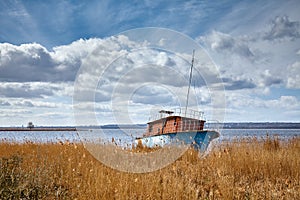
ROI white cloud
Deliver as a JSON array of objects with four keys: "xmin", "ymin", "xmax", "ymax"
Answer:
[
  {"xmin": 74, "ymin": 42, "xmax": 221, "ymax": 108},
  {"xmin": 0, "ymin": 35, "xmax": 141, "ymax": 83},
  {"xmin": 0, "ymin": 43, "xmax": 59, "ymax": 82}
]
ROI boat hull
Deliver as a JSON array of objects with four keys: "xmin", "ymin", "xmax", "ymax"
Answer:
[{"xmin": 135, "ymin": 130, "xmax": 219, "ymax": 152}]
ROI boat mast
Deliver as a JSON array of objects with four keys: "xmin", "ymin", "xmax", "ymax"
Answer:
[{"xmin": 185, "ymin": 50, "xmax": 195, "ymax": 117}]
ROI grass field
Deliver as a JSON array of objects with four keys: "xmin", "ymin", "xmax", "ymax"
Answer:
[{"xmin": 0, "ymin": 136, "xmax": 299, "ymax": 199}]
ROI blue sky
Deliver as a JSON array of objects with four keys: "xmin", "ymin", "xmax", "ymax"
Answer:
[
  {"xmin": 0, "ymin": 0, "xmax": 300, "ymax": 126},
  {"xmin": 1, "ymin": 1, "xmax": 237, "ymax": 48}
]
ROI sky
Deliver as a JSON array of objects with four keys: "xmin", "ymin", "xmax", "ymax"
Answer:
[{"xmin": 0, "ymin": 0, "xmax": 300, "ymax": 126}]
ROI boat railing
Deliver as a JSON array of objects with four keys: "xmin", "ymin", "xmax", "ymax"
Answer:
[{"xmin": 149, "ymin": 108, "xmax": 205, "ymax": 122}]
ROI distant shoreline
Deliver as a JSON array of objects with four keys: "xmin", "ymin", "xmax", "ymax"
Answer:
[{"xmin": 1, "ymin": 122, "xmax": 300, "ymax": 131}]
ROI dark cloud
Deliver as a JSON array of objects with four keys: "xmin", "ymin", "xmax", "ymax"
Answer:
[
  {"xmin": 0, "ymin": 43, "xmax": 79, "ymax": 82},
  {"xmin": 263, "ymin": 15, "xmax": 300, "ymax": 41}
]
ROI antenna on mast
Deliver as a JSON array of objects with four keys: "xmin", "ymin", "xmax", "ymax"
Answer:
[{"xmin": 185, "ymin": 50, "xmax": 195, "ymax": 117}]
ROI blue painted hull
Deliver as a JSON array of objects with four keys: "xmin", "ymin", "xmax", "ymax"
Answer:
[{"xmin": 135, "ymin": 130, "xmax": 219, "ymax": 152}]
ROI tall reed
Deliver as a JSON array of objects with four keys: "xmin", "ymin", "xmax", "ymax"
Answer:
[{"xmin": 0, "ymin": 137, "xmax": 299, "ymax": 199}]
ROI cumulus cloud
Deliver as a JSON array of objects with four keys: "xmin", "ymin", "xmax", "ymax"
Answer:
[
  {"xmin": 71, "ymin": 37, "xmax": 225, "ymax": 125},
  {"xmin": 74, "ymin": 44, "xmax": 221, "ymax": 108},
  {"xmin": 74, "ymin": 51, "xmax": 182, "ymax": 104},
  {"xmin": 0, "ymin": 35, "xmax": 142, "ymax": 82},
  {"xmin": 0, "ymin": 43, "xmax": 57, "ymax": 82},
  {"xmin": 1, "ymin": 34, "xmax": 222, "ymax": 113},
  {"xmin": 263, "ymin": 15, "xmax": 300, "ymax": 41}
]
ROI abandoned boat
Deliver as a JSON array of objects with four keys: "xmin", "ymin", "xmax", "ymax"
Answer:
[
  {"xmin": 135, "ymin": 50, "xmax": 220, "ymax": 152},
  {"xmin": 135, "ymin": 109, "xmax": 219, "ymax": 152}
]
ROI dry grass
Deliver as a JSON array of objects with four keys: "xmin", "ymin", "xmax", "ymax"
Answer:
[{"xmin": 0, "ymin": 136, "xmax": 299, "ymax": 199}]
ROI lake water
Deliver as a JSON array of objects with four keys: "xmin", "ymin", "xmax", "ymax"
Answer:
[{"xmin": 0, "ymin": 128, "xmax": 299, "ymax": 145}]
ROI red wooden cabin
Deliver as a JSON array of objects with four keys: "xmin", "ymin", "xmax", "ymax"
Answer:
[{"xmin": 144, "ymin": 110, "xmax": 206, "ymax": 137}]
